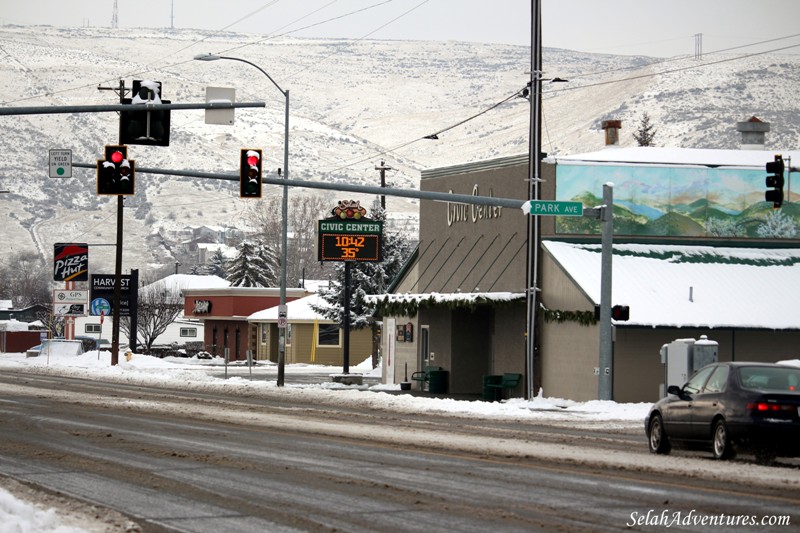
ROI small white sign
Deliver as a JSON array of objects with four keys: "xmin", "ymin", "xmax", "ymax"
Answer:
[
  {"xmin": 278, "ymin": 304, "xmax": 288, "ymax": 329},
  {"xmin": 205, "ymin": 87, "xmax": 236, "ymax": 125},
  {"xmin": 53, "ymin": 289, "xmax": 88, "ymax": 304},
  {"xmin": 49, "ymin": 149, "xmax": 72, "ymax": 178},
  {"xmin": 54, "ymin": 303, "xmax": 88, "ymax": 317}
]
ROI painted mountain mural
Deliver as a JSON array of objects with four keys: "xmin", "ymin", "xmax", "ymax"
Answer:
[{"xmin": 555, "ymin": 164, "xmax": 799, "ymax": 239}]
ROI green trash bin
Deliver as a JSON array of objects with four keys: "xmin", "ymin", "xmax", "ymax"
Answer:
[
  {"xmin": 482, "ymin": 375, "xmax": 502, "ymax": 401},
  {"xmin": 428, "ymin": 369, "xmax": 449, "ymax": 394}
]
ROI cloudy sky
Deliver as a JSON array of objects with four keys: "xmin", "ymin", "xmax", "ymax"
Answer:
[{"xmin": 1, "ymin": 0, "xmax": 799, "ymax": 58}]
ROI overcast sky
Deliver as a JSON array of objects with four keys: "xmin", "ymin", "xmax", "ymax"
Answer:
[{"xmin": 1, "ymin": 0, "xmax": 799, "ymax": 58}]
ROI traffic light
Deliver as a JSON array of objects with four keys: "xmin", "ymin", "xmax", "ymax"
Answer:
[
  {"xmin": 119, "ymin": 80, "xmax": 171, "ymax": 147},
  {"xmin": 240, "ymin": 149, "xmax": 262, "ymax": 198},
  {"xmin": 765, "ymin": 154, "xmax": 785, "ymax": 208},
  {"xmin": 611, "ymin": 305, "xmax": 630, "ymax": 321},
  {"xmin": 96, "ymin": 145, "xmax": 135, "ymax": 195}
]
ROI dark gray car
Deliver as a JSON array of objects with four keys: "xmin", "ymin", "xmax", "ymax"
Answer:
[{"xmin": 645, "ymin": 362, "xmax": 800, "ymax": 463}]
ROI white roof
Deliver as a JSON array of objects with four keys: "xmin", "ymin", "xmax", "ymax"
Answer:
[
  {"xmin": 543, "ymin": 240, "xmax": 800, "ymax": 330},
  {"xmin": 248, "ymin": 293, "xmax": 333, "ymax": 323},
  {"xmin": 142, "ymin": 274, "xmax": 230, "ymax": 294},
  {"xmin": 552, "ymin": 146, "xmax": 800, "ymax": 168}
]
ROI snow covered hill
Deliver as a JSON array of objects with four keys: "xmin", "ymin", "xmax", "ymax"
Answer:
[{"xmin": 0, "ymin": 25, "xmax": 798, "ymax": 276}]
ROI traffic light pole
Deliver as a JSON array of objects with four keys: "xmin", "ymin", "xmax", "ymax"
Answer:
[
  {"xmin": 110, "ymin": 194, "xmax": 123, "ymax": 366},
  {"xmin": 597, "ymin": 183, "xmax": 614, "ymax": 401}
]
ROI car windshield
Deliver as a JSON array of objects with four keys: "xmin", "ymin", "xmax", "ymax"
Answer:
[{"xmin": 738, "ymin": 366, "xmax": 800, "ymax": 392}]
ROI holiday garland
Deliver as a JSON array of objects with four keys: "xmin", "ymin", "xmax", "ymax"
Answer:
[{"xmin": 540, "ymin": 302, "xmax": 597, "ymax": 326}]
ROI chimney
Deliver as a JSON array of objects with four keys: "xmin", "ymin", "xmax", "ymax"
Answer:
[
  {"xmin": 602, "ymin": 120, "xmax": 622, "ymax": 146},
  {"xmin": 736, "ymin": 116, "xmax": 769, "ymax": 150}
]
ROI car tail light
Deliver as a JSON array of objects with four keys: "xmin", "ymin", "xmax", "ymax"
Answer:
[{"xmin": 747, "ymin": 402, "xmax": 794, "ymax": 412}]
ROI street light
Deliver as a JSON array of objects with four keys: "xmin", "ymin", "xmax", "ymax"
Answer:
[{"xmin": 194, "ymin": 53, "xmax": 290, "ymax": 386}]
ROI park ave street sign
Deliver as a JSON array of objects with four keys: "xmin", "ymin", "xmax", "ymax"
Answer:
[{"xmin": 521, "ymin": 200, "xmax": 583, "ymax": 216}]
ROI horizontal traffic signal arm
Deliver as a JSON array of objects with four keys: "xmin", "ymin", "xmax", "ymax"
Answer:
[
  {"xmin": 0, "ymin": 102, "xmax": 265, "ymax": 116},
  {"xmin": 72, "ymin": 162, "xmax": 527, "ymax": 209}
]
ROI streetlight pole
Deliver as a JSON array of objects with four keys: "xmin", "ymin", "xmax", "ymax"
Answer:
[
  {"xmin": 194, "ymin": 53, "xmax": 290, "ymax": 386},
  {"xmin": 525, "ymin": 0, "xmax": 543, "ymax": 400}
]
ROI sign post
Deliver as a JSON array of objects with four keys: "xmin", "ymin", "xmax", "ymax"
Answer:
[{"xmin": 317, "ymin": 201, "xmax": 384, "ymax": 375}]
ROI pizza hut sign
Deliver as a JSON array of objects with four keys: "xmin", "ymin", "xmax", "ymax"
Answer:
[
  {"xmin": 53, "ymin": 243, "xmax": 89, "ymax": 282},
  {"xmin": 193, "ymin": 300, "xmax": 212, "ymax": 314}
]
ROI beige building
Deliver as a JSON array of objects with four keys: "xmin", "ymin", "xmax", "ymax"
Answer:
[{"xmin": 377, "ymin": 148, "xmax": 800, "ymax": 402}]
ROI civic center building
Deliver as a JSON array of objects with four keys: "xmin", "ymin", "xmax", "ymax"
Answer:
[{"xmin": 375, "ymin": 142, "xmax": 800, "ymax": 403}]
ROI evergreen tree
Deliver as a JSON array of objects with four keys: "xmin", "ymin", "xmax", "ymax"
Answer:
[
  {"xmin": 312, "ymin": 201, "xmax": 413, "ymax": 329},
  {"xmin": 633, "ymin": 112, "xmax": 657, "ymax": 146},
  {"xmin": 227, "ymin": 240, "xmax": 279, "ymax": 287},
  {"xmin": 206, "ymin": 248, "xmax": 228, "ymax": 278}
]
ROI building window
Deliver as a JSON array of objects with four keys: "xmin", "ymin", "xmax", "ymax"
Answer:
[
  {"xmin": 180, "ymin": 328, "xmax": 197, "ymax": 338},
  {"xmin": 285, "ymin": 324, "xmax": 292, "ymax": 346},
  {"xmin": 317, "ymin": 324, "xmax": 340, "ymax": 347},
  {"xmin": 85, "ymin": 324, "xmax": 101, "ymax": 334},
  {"xmin": 261, "ymin": 324, "xmax": 268, "ymax": 344}
]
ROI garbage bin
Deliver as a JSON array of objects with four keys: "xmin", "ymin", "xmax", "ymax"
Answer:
[
  {"xmin": 482, "ymin": 375, "xmax": 502, "ymax": 401},
  {"xmin": 428, "ymin": 369, "xmax": 449, "ymax": 394}
]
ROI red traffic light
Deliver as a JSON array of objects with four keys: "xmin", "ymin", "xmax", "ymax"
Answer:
[
  {"xmin": 240, "ymin": 148, "xmax": 263, "ymax": 198},
  {"xmin": 611, "ymin": 305, "xmax": 630, "ymax": 321},
  {"xmin": 110, "ymin": 150, "xmax": 124, "ymax": 164}
]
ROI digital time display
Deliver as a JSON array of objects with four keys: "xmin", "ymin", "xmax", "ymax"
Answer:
[{"xmin": 319, "ymin": 233, "xmax": 381, "ymax": 261}]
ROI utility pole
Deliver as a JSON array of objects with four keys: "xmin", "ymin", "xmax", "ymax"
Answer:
[
  {"xmin": 375, "ymin": 160, "xmax": 392, "ymax": 210},
  {"xmin": 597, "ymin": 183, "xmax": 614, "ymax": 400},
  {"xmin": 525, "ymin": 0, "xmax": 543, "ymax": 399}
]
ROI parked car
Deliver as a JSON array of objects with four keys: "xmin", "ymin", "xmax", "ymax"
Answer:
[
  {"xmin": 74, "ymin": 336, "xmax": 113, "ymax": 352},
  {"xmin": 645, "ymin": 362, "xmax": 800, "ymax": 463}
]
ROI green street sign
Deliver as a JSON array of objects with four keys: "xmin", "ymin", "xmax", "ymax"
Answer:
[{"xmin": 522, "ymin": 200, "xmax": 583, "ymax": 217}]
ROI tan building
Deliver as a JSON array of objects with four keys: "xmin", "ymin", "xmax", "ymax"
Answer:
[
  {"xmin": 249, "ymin": 293, "xmax": 373, "ymax": 367},
  {"xmin": 377, "ymin": 148, "xmax": 800, "ymax": 402}
]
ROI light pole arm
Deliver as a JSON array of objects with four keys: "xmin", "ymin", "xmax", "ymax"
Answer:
[{"xmin": 194, "ymin": 54, "xmax": 287, "ymax": 97}]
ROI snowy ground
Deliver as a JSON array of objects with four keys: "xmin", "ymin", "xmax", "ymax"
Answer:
[
  {"xmin": 2, "ymin": 349, "xmax": 798, "ymax": 532},
  {"xmin": 0, "ymin": 348, "xmax": 653, "ymax": 532}
]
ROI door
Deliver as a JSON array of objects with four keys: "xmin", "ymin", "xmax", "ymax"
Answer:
[
  {"xmin": 688, "ymin": 365, "xmax": 729, "ymax": 440},
  {"xmin": 418, "ymin": 326, "xmax": 430, "ymax": 371},
  {"xmin": 664, "ymin": 365, "xmax": 715, "ymax": 439}
]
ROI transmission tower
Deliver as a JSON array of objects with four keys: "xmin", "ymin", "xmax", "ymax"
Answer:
[
  {"xmin": 111, "ymin": 0, "xmax": 118, "ymax": 29},
  {"xmin": 694, "ymin": 33, "xmax": 703, "ymax": 60}
]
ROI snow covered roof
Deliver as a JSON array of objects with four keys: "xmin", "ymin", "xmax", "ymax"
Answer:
[
  {"xmin": 142, "ymin": 274, "xmax": 230, "ymax": 294},
  {"xmin": 0, "ymin": 300, "xmax": 12, "ymax": 310},
  {"xmin": 551, "ymin": 146, "xmax": 800, "ymax": 168},
  {"xmin": 369, "ymin": 292, "xmax": 525, "ymax": 317},
  {"xmin": 543, "ymin": 240, "xmax": 800, "ymax": 330},
  {"xmin": 0, "ymin": 319, "xmax": 33, "ymax": 332},
  {"xmin": 248, "ymin": 293, "xmax": 334, "ymax": 323}
]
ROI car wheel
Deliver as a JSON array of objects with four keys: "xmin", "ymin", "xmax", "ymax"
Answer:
[
  {"xmin": 712, "ymin": 419, "xmax": 736, "ymax": 460},
  {"xmin": 648, "ymin": 413, "xmax": 671, "ymax": 455}
]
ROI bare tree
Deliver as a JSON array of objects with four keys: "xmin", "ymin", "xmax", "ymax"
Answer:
[
  {"xmin": 0, "ymin": 251, "xmax": 51, "ymax": 308},
  {"xmin": 245, "ymin": 194, "xmax": 329, "ymax": 286}
]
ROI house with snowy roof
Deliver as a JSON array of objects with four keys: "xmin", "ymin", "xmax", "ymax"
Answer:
[
  {"xmin": 248, "ymin": 292, "xmax": 372, "ymax": 367},
  {"xmin": 376, "ymin": 143, "xmax": 800, "ymax": 402}
]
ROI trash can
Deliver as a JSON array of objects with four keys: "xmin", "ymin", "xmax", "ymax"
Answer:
[
  {"xmin": 428, "ymin": 369, "xmax": 449, "ymax": 394},
  {"xmin": 482, "ymin": 375, "xmax": 502, "ymax": 401}
]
